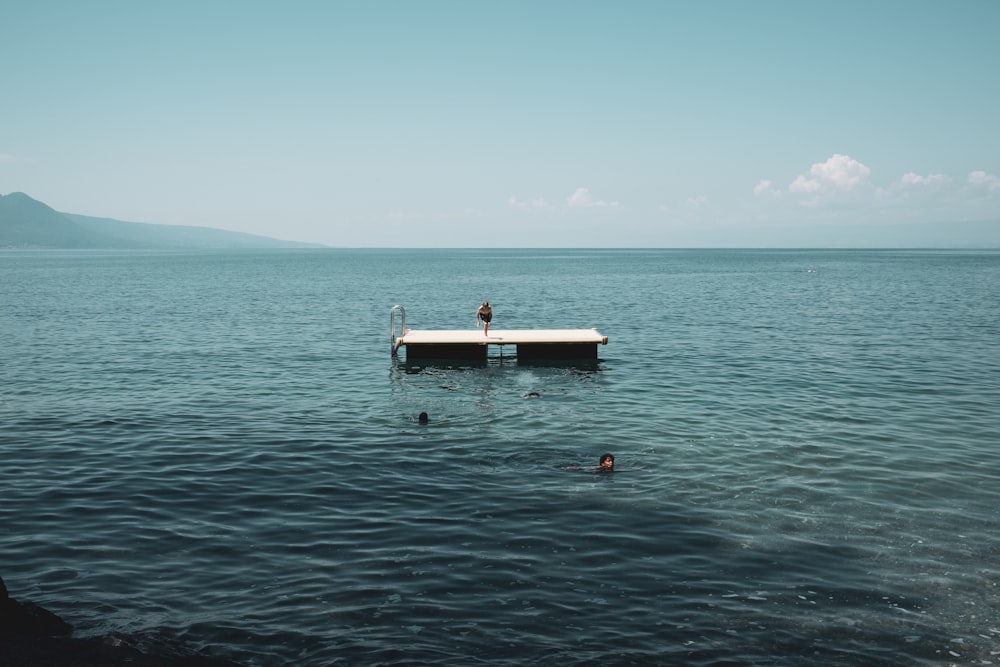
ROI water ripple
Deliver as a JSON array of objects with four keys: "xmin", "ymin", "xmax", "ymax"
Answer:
[{"xmin": 2, "ymin": 249, "xmax": 999, "ymax": 665}]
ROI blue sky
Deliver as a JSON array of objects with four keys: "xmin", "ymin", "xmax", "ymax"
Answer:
[{"xmin": 3, "ymin": 1, "xmax": 998, "ymax": 247}]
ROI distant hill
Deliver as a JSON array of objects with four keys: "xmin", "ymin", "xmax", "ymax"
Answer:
[{"xmin": 0, "ymin": 192, "xmax": 324, "ymax": 249}]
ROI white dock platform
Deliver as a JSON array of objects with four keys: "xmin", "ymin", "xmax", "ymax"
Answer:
[{"xmin": 394, "ymin": 328, "xmax": 608, "ymax": 361}]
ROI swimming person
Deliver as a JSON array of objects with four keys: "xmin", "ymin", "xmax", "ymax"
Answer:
[
  {"xmin": 562, "ymin": 453, "xmax": 615, "ymax": 472},
  {"xmin": 418, "ymin": 412, "xmax": 429, "ymax": 424},
  {"xmin": 476, "ymin": 301, "xmax": 493, "ymax": 336}
]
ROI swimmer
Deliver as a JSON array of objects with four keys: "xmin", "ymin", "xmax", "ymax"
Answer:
[
  {"xmin": 523, "ymin": 391, "xmax": 541, "ymax": 399},
  {"xmin": 418, "ymin": 412, "xmax": 429, "ymax": 424},
  {"xmin": 562, "ymin": 453, "xmax": 615, "ymax": 472}
]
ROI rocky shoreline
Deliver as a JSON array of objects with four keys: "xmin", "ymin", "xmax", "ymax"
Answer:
[{"xmin": 1, "ymin": 577, "xmax": 241, "ymax": 666}]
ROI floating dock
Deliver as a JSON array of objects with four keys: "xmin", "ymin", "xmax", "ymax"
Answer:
[{"xmin": 390, "ymin": 306, "xmax": 608, "ymax": 361}]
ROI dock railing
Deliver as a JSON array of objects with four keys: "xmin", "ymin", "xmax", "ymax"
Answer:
[{"xmin": 389, "ymin": 305, "xmax": 406, "ymax": 357}]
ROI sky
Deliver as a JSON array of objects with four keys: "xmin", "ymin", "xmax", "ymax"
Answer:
[{"xmin": 2, "ymin": 0, "xmax": 999, "ymax": 247}]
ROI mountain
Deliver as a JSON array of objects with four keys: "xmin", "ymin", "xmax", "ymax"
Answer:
[
  {"xmin": 0, "ymin": 192, "xmax": 116, "ymax": 248},
  {"xmin": 0, "ymin": 192, "xmax": 323, "ymax": 249}
]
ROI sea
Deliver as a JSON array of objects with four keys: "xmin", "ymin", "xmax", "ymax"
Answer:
[{"xmin": 1, "ymin": 248, "xmax": 998, "ymax": 666}]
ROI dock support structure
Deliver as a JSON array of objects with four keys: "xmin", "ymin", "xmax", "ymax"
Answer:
[
  {"xmin": 515, "ymin": 343, "xmax": 598, "ymax": 361},
  {"xmin": 405, "ymin": 343, "xmax": 488, "ymax": 362}
]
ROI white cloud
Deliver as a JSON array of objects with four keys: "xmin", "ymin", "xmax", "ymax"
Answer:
[
  {"xmin": 900, "ymin": 172, "xmax": 947, "ymax": 187},
  {"xmin": 753, "ymin": 179, "xmax": 774, "ymax": 196},
  {"xmin": 565, "ymin": 187, "xmax": 600, "ymax": 207},
  {"xmin": 508, "ymin": 195, "xmax": 553, "ymax": 209},
  {"xmin": 755, "ymin": 157, "xmax": 999, "ymax": 225},
  {"xmin": 875, "ymin": 171, "xmax": 952, "ymax": 203},
  {"xmin": 510, "ymin": 188, "xmax": 619, "ymax": 211},
  {"xmin": 789, "ymin": 154, "xmax": 871, "ymax": 194},
  {"xmin": 686, "ymin": 194, "xmax": 708, "ymax": 208},
  {"xmin": 565, "ymin": 187, "xmax": 617, "ymax": 208},
  {"xmin": 968, "ymin": 170, "xmax": 1000, "ymax": 191},
  {"xmin": 789, "ymin": 175, "xmax": 821, "ymax": 194}
]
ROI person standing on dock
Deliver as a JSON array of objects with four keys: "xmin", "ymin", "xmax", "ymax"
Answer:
[{"xmin": 476, "ymin": 301, "xmax": 493, "ymax": 336}]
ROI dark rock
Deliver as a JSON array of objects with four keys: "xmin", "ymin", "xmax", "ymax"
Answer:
[
  {"xmin": 0, "ymin": 635, "xmax": 241, "ymax": 666},
  {"xmin": 0, "ymin": 577, "xmax": 242, "ymax": 666},
  {"xmin": 0, "ymin": 576, "xmax": 72, "ymax": 638}
]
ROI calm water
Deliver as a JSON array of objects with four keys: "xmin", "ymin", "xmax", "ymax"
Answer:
[{"xmin": 2, "ymin": 248, "xmax": 999, "ymax": 666}]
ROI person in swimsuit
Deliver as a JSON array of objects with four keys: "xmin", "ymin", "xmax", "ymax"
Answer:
[
  {"xmin": 476, "ymin": 301, "xmax": 493, "ymax": 336},
  {"xmin": 562, "ymin": 453, "xmax": 615, "ymax": 472}
]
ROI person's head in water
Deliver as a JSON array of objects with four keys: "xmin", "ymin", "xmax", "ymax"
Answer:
[
  {"xmin": 599, "ymin": 453, "xmax": 614, "ymax": 470},
  {"xmin": 418, "ymin": 412, "xmax": 429, "ymax": 424}
]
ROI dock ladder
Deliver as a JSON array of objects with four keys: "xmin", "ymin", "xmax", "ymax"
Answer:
[{"xmin": 390, "ymin": 305, "xmax": 406, "ymax": 357}]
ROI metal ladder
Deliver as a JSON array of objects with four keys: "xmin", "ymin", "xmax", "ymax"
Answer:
[{"xmin": 389, "ymin": 305, "xmax": 406, "ymax": 357}]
